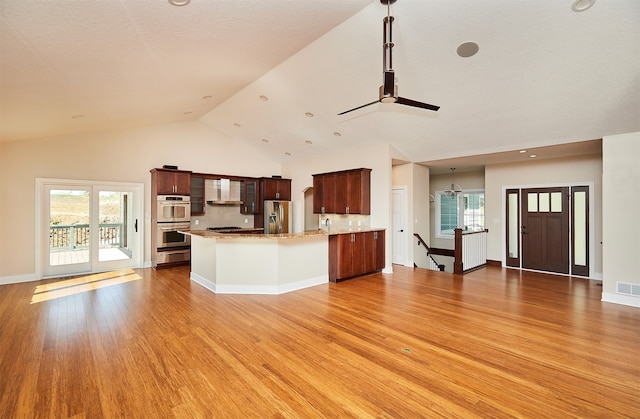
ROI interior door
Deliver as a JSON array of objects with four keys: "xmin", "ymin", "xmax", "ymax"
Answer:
[
  {"xmin": 392, "ymin": 188, "xmax": 407, "ymax": 265},
  {"xmin": 521, "ymin": 187, "xmax": 569, "ymax": 274},
  {"xmin": 40, "ymin": 180, "xmax": 142, "ymax": 278}
]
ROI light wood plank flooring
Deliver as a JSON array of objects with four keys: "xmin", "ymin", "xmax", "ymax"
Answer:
[{"xmin": 0, "ymin": 265, "xmax": 638, "ymax": 418}]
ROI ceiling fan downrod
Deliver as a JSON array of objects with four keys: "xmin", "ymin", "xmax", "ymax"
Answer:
[
  {"xmin": 381, "ymin": 2, "xmax": 397, "ymax": 102},
  {"xmin": 337, "ymin": 0, "xmax": 440, "ymax": 115}
]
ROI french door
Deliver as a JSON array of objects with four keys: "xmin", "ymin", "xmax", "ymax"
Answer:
[
  {"xmin": 505, "ymin": 186, "xmax": 590, "ymax": 276},
  {"xmin": 38, "ymin": 179, "xmax": 143, "ymax": 278}
]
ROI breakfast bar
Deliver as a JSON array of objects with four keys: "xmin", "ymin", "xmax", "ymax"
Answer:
[{"xmin": 185, "ymin": 230, "xmax": 330, "ymax": 294}]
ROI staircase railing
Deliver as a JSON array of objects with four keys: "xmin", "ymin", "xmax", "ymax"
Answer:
[
  {"xmin": 414, "ymin": 233, "xmax": 445, "ymax": 271},
  {"xmin": 454, "ymin": 228, "xmax": 488, "ymax": 274}
]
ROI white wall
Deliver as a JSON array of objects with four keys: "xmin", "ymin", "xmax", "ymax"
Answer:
[
  {"xmin": 0, "ymin": 121, "xmax": 280, "ymax": 281},
  {"xmin": 602, "ymin": 132, "xmax": 640, "ymax": 307}
]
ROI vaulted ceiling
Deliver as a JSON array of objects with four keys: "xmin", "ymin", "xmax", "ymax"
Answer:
[{"xmin": 1, "ymin": 0, "xmax": 638, "ymax": 167}]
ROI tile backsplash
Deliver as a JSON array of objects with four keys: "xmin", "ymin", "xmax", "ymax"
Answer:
[
  {"xmin": 317, "ymin": 214, "xmax": 370, "ymax": 232},
  {"xmin": 191, "ymin": 205, "xmax": 254, "ymax": 229}
]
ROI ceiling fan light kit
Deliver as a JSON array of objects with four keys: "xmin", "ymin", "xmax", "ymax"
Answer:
[{"xmin": 338, "ymin": 0, "xmax": 440, "ymax": 116}]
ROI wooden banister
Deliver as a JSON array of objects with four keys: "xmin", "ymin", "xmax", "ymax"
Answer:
[{"xmin": 413, "ymin": 233, "xmax": 445, "ymax": 271}]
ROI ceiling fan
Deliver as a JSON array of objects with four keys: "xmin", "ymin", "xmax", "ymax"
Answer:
[{"xmin": 338, "ymin": 0, "xmax": 440, "ymax": 116}]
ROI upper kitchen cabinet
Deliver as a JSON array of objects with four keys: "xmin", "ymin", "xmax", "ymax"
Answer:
[
  {"xmin": 313, "ymin": 168, "xmax": 371, "ymax": 215},
  {"xmin": 261, "ymin": 177, "xmax": 291, "ymax": 201},
  {"xmin": 190, "ymin": 175, "xmax": 205, "ymax": 215},
  {"xmin": 152, "ymin": 168, "xmax": 191, "ymax": 196},
  {"xmin": 313, "ymin": 173, "xmax": 336, "ymax": 214},
  {"xmin": 240, "ymin": 178, "xmax": 260, "ymax": 214}
]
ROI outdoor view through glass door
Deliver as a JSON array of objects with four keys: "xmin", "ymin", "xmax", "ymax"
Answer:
[{"xmin": 40, "ymin": 180, "xmax": 142, "ymax": 278}]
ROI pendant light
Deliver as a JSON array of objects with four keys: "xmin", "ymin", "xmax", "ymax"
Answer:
[{"xmin": 444, "ymin": 168, "xmax": 462, "ymax": 197}]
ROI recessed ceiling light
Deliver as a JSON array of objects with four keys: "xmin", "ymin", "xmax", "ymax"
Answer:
[
  {"xmin": 305, "ymin": 140, "xmax": 313, "ymax": 145},
  {"xmin": 259, "ymin": 95, "xmax": 269, "ymax": 102},
  {"xmin": 571, "ymin": 0, "xmax": 595, "ymax": 12},
  {"xmin": 168, "ymin": 0, "xmax": 190, "ymax": 6},
  {"xmin": 519, "ymin": 150, "xmax": 527, "ymax": 154},
  {"xmin": 233, "ymin": 123, "xmax": 241, "ymax": 128},
  {"xmin": 71, "ymin": 114, "xmax": 84, "ymax": 119},
  {"xmin": 284, "ymin": 152, "xmax": 292, "ymax": 156},
  {"xmin": 305, "ymin": 112, "xmax": 314, "ymax": 118},
  {"xmin": 333, "ymin": 132, "xmax": 342, "ymax": 137},
  {"xmin": 261, "ymin": 138, "xmax": 269, "ymax": 143},
  {"xmin": 457, "ymin": 42, "xmax": 479, "ymax": 58},
  {"xmin": 529, "ymin": 154, "xmax": 537, "ymax": 158}
]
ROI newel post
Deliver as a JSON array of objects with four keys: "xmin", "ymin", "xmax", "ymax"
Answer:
[{"xmin": 454, "ymin": 228, "xmax": 463, "ymax": 274}]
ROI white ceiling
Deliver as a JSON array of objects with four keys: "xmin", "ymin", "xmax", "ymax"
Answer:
[{"xmin": 1, "ymin": 0, "xmax": 638, "ymax": 167}]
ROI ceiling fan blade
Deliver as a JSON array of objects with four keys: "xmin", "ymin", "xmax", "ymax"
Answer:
[
  {"xmin": 396, "ymin": 97, "xmax": 440, "ymax": 112},
  {"xmin": 337, "ymin": 99, "xmax": 380, "ymax": 116}
]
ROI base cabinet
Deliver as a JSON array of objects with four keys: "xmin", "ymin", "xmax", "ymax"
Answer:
[{"xmin": 329, "ymin": 230, "xmax": 384, "ymax": 282}]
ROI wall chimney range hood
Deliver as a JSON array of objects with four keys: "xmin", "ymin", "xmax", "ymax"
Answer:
[{"xmin": 206, "ymin": 178, "xmax": 243, "ymax": 205}]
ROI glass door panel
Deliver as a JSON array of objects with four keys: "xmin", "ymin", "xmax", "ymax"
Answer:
[
  {"xmin": 45, "ymin": 187, "xmax": 92, "ymax": 277},
  {"xmin": 571, "ymin": 186, "xmax": 589, "ymax": 276},
  {"xmin": 505, "ymin": 189, "xmax": 520, "ymax": 267},
  {"xmin": 98, "ymin": 191, "xmax": 132, "ymax": 262},
  {"xmin": 94, "ymin": 186, "xmax": 141, "ymax": 272}
]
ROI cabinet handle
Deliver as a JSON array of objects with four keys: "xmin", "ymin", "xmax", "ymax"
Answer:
[
  {"xmin": 374, "ymin": 231, "xmax": 377, "ymax": 239},
  {"xmin": 346, "ymin": 206, "xmax": 350, "ymax": 214}
]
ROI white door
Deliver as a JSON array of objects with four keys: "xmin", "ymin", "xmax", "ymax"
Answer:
[
  {"xmin": 392, "ymin": 187, "xmax": 407, "ymax": 265},
  {"xmin": 39, "ymin": 179, "xmax": 143, "ymax": 278}
]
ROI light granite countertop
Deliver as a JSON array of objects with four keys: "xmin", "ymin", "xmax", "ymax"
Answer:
[{"xmin": 183, "ymin": 227, "xmax": 385, "ymax": 240}]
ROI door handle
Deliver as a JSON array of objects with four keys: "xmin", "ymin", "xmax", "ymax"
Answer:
[
  {"xmin": 135, "ymin": 219, "xmax": 138, "ymax": 232},
  {"xmin": 398, "ymin": 229, "xmax": 404, "ymax": 232}
]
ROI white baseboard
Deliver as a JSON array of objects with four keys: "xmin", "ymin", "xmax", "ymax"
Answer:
[
  {"xmin": 601, "ymin": 292, "xmax": 640, "ymax": 308},
  {"xmin": 0, "ymin": 273, "xmax": 39, "ymax": 285},
  {"xmin": 190, "ymin": 272, "xmax": 328, "ymax": 295}
]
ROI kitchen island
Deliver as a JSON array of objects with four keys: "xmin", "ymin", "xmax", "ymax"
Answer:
[{"xmin": 185, "ymin": 230, "xmax": 330, "ymax": 295}]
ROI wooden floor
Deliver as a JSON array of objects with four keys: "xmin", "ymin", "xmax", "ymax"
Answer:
[{"xmin": 0, "ymin": 265, "xmax": 638, "ymax": 418}]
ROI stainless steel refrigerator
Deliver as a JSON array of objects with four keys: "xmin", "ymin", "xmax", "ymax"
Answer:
[{"xmin": 264, "ymin": 200, "xmax": 292, "ymax": 234}]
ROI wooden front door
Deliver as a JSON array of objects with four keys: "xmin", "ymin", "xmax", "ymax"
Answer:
[{"xmin": 521, "ymin": 187, "xmax": 570, "ymax": 274}]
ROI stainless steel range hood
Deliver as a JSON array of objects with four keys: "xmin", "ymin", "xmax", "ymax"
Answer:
[{"xmin": 206, "ymin": 178, "xmax": 243, "ymax": 205}]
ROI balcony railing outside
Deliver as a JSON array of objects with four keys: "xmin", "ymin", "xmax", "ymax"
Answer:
[{"xmin": 50, "ymin": 223, "xmax": 123, "ymax": 250}]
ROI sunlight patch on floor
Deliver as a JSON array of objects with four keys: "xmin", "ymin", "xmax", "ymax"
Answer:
[{"xmin": 31, "ymin": 269, "xmax": 141, "ymax": 304}]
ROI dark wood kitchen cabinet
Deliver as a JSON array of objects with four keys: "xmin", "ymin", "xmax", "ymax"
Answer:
[
  {"xmin": 190, "ymin": 175, "xmax": 205, "ymax": 215},
  {"xmin": 364, "ymin": 230, "xmax": 385, "ymax": 272},
  {"xmin": 240, "ymin": 178, "xmax": 260, "ymax": 214},
  {"xmin": 152, "ymin": 168, "xmax": 191, "ymax": 195},
  {"xmin": 313, "ymin": 168, "xmax": 370, "ymax": 215},
  {"xmin": 335, "ymin": 168, "xmax": 371, "ymax": 215},
  {"xmin": 328, "ymin": 229, "xmax": 384, "ymax": 282},
  {"xmin": 313, "ymin": 172, "xmax": 336, "ymax": 214},
  {"xmin": 261, "ymin": 177, "xmax": 291, "ymax": 201}
]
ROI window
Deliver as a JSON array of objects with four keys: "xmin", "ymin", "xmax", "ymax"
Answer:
[{"xmin": 435, "ymin": 190, "xmax": 485, "ymax": 238}]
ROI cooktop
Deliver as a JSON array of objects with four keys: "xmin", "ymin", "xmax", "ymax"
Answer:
[{"xmin": 207, "ymin": 226, "xmax": 242, "ymax": 231}]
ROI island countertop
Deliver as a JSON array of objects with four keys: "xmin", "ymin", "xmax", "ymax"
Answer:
[{"xmin": 184, "ymin": 227, "xmax": 385, "ymax": 240}]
